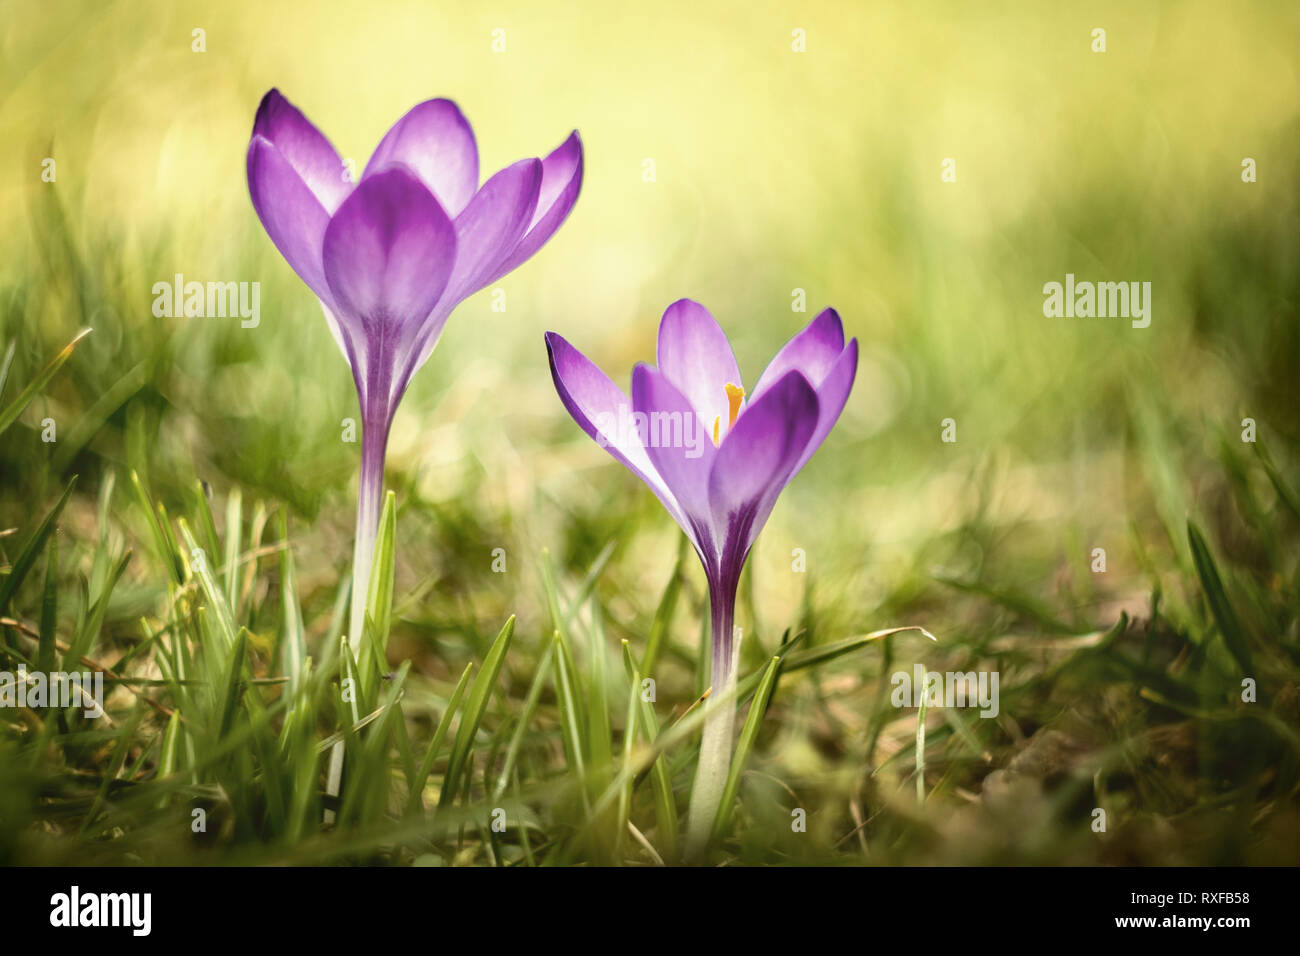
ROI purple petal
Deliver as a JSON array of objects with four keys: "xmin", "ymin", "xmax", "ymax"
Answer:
[
  {"xmin": 363, "ymin": 99, "xmax": 479, "ymax": 216},
  {"xmin": 545, "ymin": 332, "xmax": 688, "ymax": 533},
  {"xmin": 656, "ymin": 299, "xmax": 744, "ymax": 438},
  {"xmin": 793, "ymin": 338, "xmax": 858, "ymax": 476},
  {"xmin": 247, "ymin": 135, "xmax": 334, "ymax": 306},
  {"xmin": 443, "ymin": 158, "xmax": 543, "ymax": 305},
  {"xmin": 707, "ymin": 370, "xmax": 820, "ymax": 564},
  {"xmin": 319, "ymin": 301, "xmax": 362, "ymax": 379},
  {"xmin": 751, "ymin": 308, "xmax": 846, "ymax": 399},
  {"xmin": 489, "ymin": 131, "xmax": 584, "ymax": 283},
  {"xmin": 251, "ymin": 89, "xmax": 351, "ymax": 214},
  {"xmin": 631, "ymin": 364, "xmax": 718, "ymax": 546},
  {"xmin": 393, "ymin": 160, "xmax": 544, "ymax": 398},
  {"xmin": 322, "ymin": 167, "xmax": 457, "ymax": 342}
]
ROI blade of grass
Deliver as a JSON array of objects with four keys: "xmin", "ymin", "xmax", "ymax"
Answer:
[
  {"xmin": 783, "ymin": 626, "xmax": 937, "ymax": 672},
  {"xmin": 179, "ymin": 520, "xmax": 238, "ymax": 654},
  {"xmin": 915, "ymin": 690, "xmax": 929, "ymax": 804},
  {"xmin": 0, "ymin": 475, "xmax": 76, "ymax": 618},
  {"xmin": 710, "ymin": 655, "xmax": 781, "ymax": 844},
  {"xmin": 0, "ymin": 340, "xmax": 15, "ymax": 401},
  {"xmin": 641, "ymin": 537, "xmax": 685, "ymax": 677},
  {"xmin": 1187, "ymin": 518, "xmax": 1251, "ymax": 672},
  {"xmin": 551, "ymin": 628, "xmax": 588, "ymax": 782},
  {"xmin": 587, "ymin": 599, "xmax": 613, "ymax": 783},
  {"xmin": 63, "ymin": 548, "xmax": 130, "ymax": 668},
  {"xmin": 621, "ymin": 639, "xmax": 677, "ymax": 859},
  {"xmin": 360, "ymin": 491, "xmax": 397, "ymax": 695},
  {"xmin": 0, "ymin": 328, "xmax": 91, "ymax": 436},
  {"xmin": 128, "ymin": 470, "xmax": 183, "ymax": 585},
  {"xmin": 215, "ymin": 627, "xmax": 249, "ymax": 741},
  {"xmin": 38, "ymin": 534, "xmax": 57, "ymax": 674},
  {"xmin": 409, "ymin": 660, "xmax": 473, "ymax": 813},
  {"xmin": 342, "ymin": 660, "xmax": 411, "ymax": 823},
  {"xmin": 438, "ymin": 616, "xmax": 515, "ymax": 811},
  {"xmin": 491, "ymin": 640, "xmax": 554, "ymax": 802},
  {"xmin": 222, "ymin": 488, "xmax": 242, "ymax": 611},
  {"xmin": 277, "ymin": 510, "xmax": 305, "ymax": 688},
  {"xmin": 559, "ymin": 538, "xmax": 617, "ymax": 627},
  {"xmin": 616, "ymin": 641, "xmax": 641, "ymax": 858}
]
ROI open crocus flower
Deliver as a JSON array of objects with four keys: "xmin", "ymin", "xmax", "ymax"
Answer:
[
  {"xmin": 247, "ymin": 89, "xmax": 582, "ymax": 647},
  {"xmin": 248, "ymin": 89, "xmax": 581, "ymax": 819},
  {"xmin": 544, "ymin": 299, "xmax": 857, "ymax": 854}
]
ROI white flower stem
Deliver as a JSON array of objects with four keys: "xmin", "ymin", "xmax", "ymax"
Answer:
[
  {"xmin": 684, "ymin": 595, "xmax": 739, "ymax": 860},
  {"xmin": 684, "ymin": 666, "xmax": 737, "ymax": 860},
  {"xmin": 323, "ymin": 416, "xmax": 386, "ymax": 824}
]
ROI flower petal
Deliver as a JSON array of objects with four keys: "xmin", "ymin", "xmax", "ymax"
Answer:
[
  {"xmin": 751, "ymin": 307, "xmax": 846, "ymax": 399},
  {"xmin": 322, "ymin": 166, "xmax": 457, "ymax": 339},
  {"xmin": 656, "ymin": 299, "xmax": 744, "ymax": 437},
  {"xmin": 363, "ymin": 99, "xmax": 479, "ymax": 216},
  {"xmin": 319, "ymin": 301, "xmax": 360, "ymax": 377},
  {"xmin": 489, "ymin": 131, "xmax": 584, "ymax": 283},
  {"xmin": 707, "ymin": 370, "xmax": 820, "ymax": 564},
  {"xmin": 247, "ymin": 135, "xmax": 334, "ymax": 306},
  {"xmin": 545, "ymin": 332, "xmax": 688, "ymax": 534},
  {"xmin": 793, "ymin": 337, "xmax": 858, "ymax": 477},
  {"xmin": 444, "ymin": 158, "xmax": 543, "ymax": 305},
  {"xmin": 631, "ymin": 363, "xmax": 718, "ymax": 547},
  {"xmin": 251, "ymin": 89, "xmax": 351, "ymax": 214},
  {"xmin": 392, "ymin": 159, "xmax": 544, "ymax": 398}
]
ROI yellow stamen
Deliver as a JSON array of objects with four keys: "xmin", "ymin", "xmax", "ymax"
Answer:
[
  {"xmin": 711, "ymin": 383, "xmax": 746, "ymax": 447},
  {"xmin": 725, "ymin": 383, "xmax": 745, "ymax": 427}
]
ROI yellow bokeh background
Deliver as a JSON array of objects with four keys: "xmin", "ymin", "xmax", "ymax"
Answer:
[{"xmin": 2, "ymin": 0, "xmax": 1297, "ymax": 637}]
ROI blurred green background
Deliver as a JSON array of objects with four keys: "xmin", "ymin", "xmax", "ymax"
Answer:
[{"xmin": 1, "ymin": 0, "xmax": 1297, "ymax": 864}]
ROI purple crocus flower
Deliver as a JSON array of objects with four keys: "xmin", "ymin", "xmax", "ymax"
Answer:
[
  {"xmin": 248, "ymin": 90, "xmax": 581, "ymax": 820},
  {"xmin": 246, "ymin": 89, "xmax": 583, "ymax": 648},
  {"xmin": 544, "ymin": 299, "xmax": 857, "ymax": 853}
]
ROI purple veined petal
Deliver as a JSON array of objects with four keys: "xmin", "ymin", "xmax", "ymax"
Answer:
[
  {"xmin": 631, "ymin": 363, "xmax": 718, "ymax": 550},
  {"xmin": 545, "ymin": 332, "xmax": 692, "ymax": 538},
  {"xmin": 319, "ymin": 300, "xmax": 369, "ymax": 395},
  {"xmin": 385, "ymin": 301, "xmax": 452, "ymax": 410},
  {"xmin": 389, "ymin": 159, "xmax": 541, "ymax": 395},
  {"xmin": 252, "ymin": 89, "xmax": 352, "ymax": 214},
  {"xmin": 656, "ymin": 299, "xmax": 745, "ymax": 439},
  {"xmin": 707, "ymin": 369, "xmax": 820, "ymax": 566},
  {"xmin": 390, "ymin": 158, "xmax": 544, "ymax": 396},
  {"xmin": 489, "ymin": 131, "xmax": 584, "ymax": 283},
  {"xmin": 750, "ymin": 307, "xmax": 846, "ymax": 400},
  {"xmin": 247, "ymin": 135, "xmax": 335, "ymax": 306},
  {"xmin": 791, "ymin": 337, "xmax": 858, "ymax": 478},
  {"xmin": 441, "ymin": 158, "xmax": 543, "ymax": 307},
  {"xmin": 318, "ymin": 301, "xmax": 349, "ymax": 359},
  {"xmin": 322, "ymin": 166, "xmax": 458, "ymax": 347},
  {"xmin": 386, "ymin": 300, "xmax": 456, "ymax": 414},
  {"xmin": 363, "ymin": 99, "xmax": 479, "ymax": 216},
  {"xmin": 532, "ymin": 132, "xmax": 583, "ymax": 229}
]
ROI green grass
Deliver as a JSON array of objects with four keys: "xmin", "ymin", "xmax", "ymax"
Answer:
[
  {"xmin": 1, "ymin": 0, "xmax": 1299, "ymax": 866},
  {"xmin": 2, "ymin": 349, "xmax": 1296, "ymax": 864}
]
